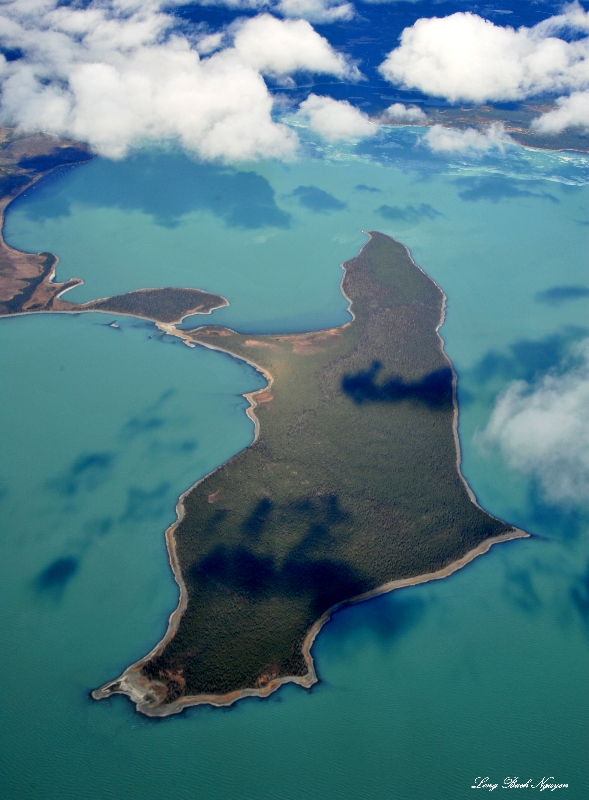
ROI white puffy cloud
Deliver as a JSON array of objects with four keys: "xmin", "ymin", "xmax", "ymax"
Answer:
[
  {"xmin": 379, "ymin": 3, "xmax": 589, "ymax": 125},
  {"xmin": 276, "ymin": 0, "xmax": 354, "ymax": 24},
  {"xmin": 381, "ymin": 102, "xmax": 426, "ymax": 123},
  {"xmin": 532, "ymin": 90, "xmax": 589, "ymax": 133},
  {"xmin": 422, "ymin": 123, "xmax": 513, "ymax": 154},
  {"xmin": 189, "ymin": 0, "xmax": 354, "ymax": 24},
  {"xmin": 296, "ymin": 93, "xmax": 376, "ymax": 140},
  {"xmin": 196, "ymin": 32, "xmax": 226, "ymax": 55},
  {"xmin": 0, "ymin": 2, "xmax": 359, "ymax": 160},
  {"xmin": 479, "ymin": 339, "xmax": 589, "ymax": 505},
  {"xmin": 233, "ymin": 14, "xmax": 358, "ymax": 78},
  {"xmin": 194, "ymin": 0, "xmax": 267, "ymax": 8}
]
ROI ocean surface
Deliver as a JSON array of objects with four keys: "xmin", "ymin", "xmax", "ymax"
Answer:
[{"xmin": 1, "ymin": 128, "xmax": 588, "ymax": 799}]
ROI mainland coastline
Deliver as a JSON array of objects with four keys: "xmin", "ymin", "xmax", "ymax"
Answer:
[{"xmin": 0, "ymin": 130, "xmax": 227, "ymax": 325}]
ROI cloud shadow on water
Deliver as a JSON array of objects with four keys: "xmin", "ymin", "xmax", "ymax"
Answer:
[
  {"xmin": 149, "ymin": 438, "xmax": 197, "ymax": 456},
  {"xmin": 535, "ymin": 285, "xmax": 589, "ymax": 306},
  {"xmin": 120, "ymin": 482, "xmax": 172, "ymax": 522},
  {"xmin": 122, "ymin": 414, "xmax": 166, "ymax": 439},
  {"xmin": 503, "ymin": 566, "xmax": 543, "ymax": 613},
  {"xmin": 377, "ymin": 203, "xmax": 442, "ymax": 223},
  {"xmin": 342, "ymin": 362, "xmax": 453, "ymax": 410},
  {"xmin": 354, "ymin": 184, "xmax": 381, "ymax": 193},
  {"xmin": 322, "ymin": 590, "xmax": 426, "ymax": 655},
  {"xmin": 48, "ymin": 452, "xmax": 116, "ymax": 497},
  {"xmin": 467, "ymin": 326, "xmax": 589, "ymax": 386},
  {"xmin": 454, "ymin": 176, "xmax": 559, "ymax": 204},
  {"xmin": 18, "ymin": 153, "xmax": 291, "ymax": 230},
  {"xmin": 570, "ymin": 562, "xmax": 589, "ymax": 631},
  {"xmin": 289, "ymin": 185, "xmax": 346, "ymax": 213},
  {"xmin": 525, "ymin": 479, "xmax": 588, "ymax": 543},
  {"xmin": 83, "ymin": 518, "xmax": 113, "ymax": 538},
  {"xmin": 34, "ymin": 556, "xmax": 79, "ymax": 597}
]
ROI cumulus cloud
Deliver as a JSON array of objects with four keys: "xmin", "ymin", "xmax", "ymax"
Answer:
[
  {"xmin": 275, "ymin": 0, "xmax": 354, "ymax": 24},
  {"xmin": 422, "ymin": 123, "xmax": 513, "ymax": 154},
  {"xmin": 193, "ymin": 0, "xmax": 267, "ymax": 8},
  {"xmin": 379, "ymin": 2, "xmax": 589, "ymax": 132},
  {"xmin": 296, "ymin": 94, "xmax": 376, "ymax": 140},
  {"xmin": 191, "ymin": 0, "xmax": 354, "ymax": 24},
  {"xmin": 380, "ymin": 102, "xmax": 426, "ymax": 123},
  {"xmin": 532, "ymin": 90, "xmax": 589, "ymax": 133},
  {"xmin": 479, "ymin": 338, "xmax": 589, "ymax": 505},
  {"xmin": 196, "ymin": 32, "xmax": 226, "ymax": 55},
  {"xmin": 233, "ymin": 14, "xmax": 358, "ymax": 78},
  {"xmin": 0, "ymin": 2, "xmax": 358, "ymax": 160}
]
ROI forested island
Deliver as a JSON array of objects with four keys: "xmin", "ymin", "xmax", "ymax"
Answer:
[{"xmin": 93, "ymin": 232, "xmax": 525, "ymax": 716}]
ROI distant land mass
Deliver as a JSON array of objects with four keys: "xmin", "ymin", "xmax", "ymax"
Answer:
[
  {"xmin": 93, "ymin": 232, "xmax": 526, "ymax": 716},
  {"xmin": 380, "ymin": 102, "xmax": 589, "ymax": 153},
  {"xmin": 0, "ymin": 104, "xmax": 585, "ymax": 320}
]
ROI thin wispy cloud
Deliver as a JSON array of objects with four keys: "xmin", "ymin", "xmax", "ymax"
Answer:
[{"xmin": 276, "ymin": 0, "xmax": 354, "ymax": 24}]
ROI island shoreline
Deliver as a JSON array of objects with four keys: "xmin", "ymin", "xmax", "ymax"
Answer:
[
  {"xmin": 92, "ymin": 232, "xmax": 530, "ymax": 716},
  {"xmin": 2, "ymin": 292, "xmax": 229, "ymax": 327},
  {"xmin": 93, "ymin": 526, "xmax": 528, "ymax": 716}
]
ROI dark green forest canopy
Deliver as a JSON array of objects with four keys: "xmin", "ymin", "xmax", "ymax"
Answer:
[
  {"xmin": 133, "ymin": 231, "xmax": 514, "ymax": 707},
  {"xmin": 74, "ymin": 287, "xmax": 227, "ymax": 323}
]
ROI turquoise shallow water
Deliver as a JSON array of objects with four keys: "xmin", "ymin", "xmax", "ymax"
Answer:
[{"xmin": 1, "ymin": 129, "xmax": 588, "ymax": 799}]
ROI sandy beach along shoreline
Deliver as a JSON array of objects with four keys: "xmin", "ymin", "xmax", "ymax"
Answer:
[{"xmin": 92, "ymin": 526, "xmax": 528, "ymax": 716}]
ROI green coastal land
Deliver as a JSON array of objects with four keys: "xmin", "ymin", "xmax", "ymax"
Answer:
[
  {"xmin": 0, "ymin": 129, "xmax": 226, "ymax": 323},
  {"xmin": 93, "ymin": 231, "xmax": 524, "ymax": 715}
]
